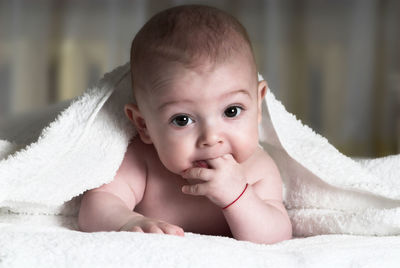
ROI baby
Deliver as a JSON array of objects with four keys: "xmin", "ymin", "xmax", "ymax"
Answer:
[{"xmin": 78, "ymin": 5, "xmax": 292, "ymax": 244}]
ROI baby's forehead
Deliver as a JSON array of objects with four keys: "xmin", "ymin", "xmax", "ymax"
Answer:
[{"xmin": 146, "ymin": 56, "xmax": 251, "ymax": 90}]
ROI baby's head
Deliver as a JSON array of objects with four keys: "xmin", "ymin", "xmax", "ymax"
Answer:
[{"xmin": 125, "ymin": 5, "xmax": 267, "ymax": 174}]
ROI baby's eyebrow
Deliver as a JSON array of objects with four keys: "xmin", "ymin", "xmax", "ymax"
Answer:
[
  {"xmin": 158, "ymin": 88, "xmax": 251, "ymax": 111},
  {"xmin": 158, "ymin": 99, "xmax": 195, "ymax": 111},
  {"xmin": 225, "ymin": 89, "xmax": 251, "ymax": 99}
]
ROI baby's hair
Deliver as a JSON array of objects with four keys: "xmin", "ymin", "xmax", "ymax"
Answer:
[{"xmin": 130, "ymin": 5, "xmax": 256, "ymax": 98}]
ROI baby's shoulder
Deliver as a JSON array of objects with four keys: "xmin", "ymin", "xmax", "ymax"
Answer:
[
  {"xmin": 113, "ymin": 136, "xmax": 152, "ymax": 201},
  {"xmin": 126, "ymin": 136, "xmax": 161, "ymax": 170},
  {"xmin": 88, "ymin": 136, "xmax": 150, "ymax": 209},
  {"xmin": 249, "ymin": 146, "xmax": 278, "ymax": 174},
  {"xmin": 126, "ymin": 135, "xmax": 152, "ymax": 159},
  {"xmin": 248, "ymin": 146, "xmax": 283, "ymax": 201}
]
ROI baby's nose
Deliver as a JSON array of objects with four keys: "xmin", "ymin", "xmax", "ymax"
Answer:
[{"xmin": 197, "ymin": 125, "xmax": 223, "ymax": 148}]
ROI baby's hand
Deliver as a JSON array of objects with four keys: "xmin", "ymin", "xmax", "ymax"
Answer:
[
  {"xmin": 119, "ymin": 216, "xmax": 184, "ymax": 237},
  {"xmin": 181, "ymin": 154, "xmax": 247, "ymax": 208}
]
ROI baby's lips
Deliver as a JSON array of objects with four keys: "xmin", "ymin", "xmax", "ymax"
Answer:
[
  {"xmin": 181, "ymin": 160, "xmax": 211, "ymax": 175},
  {"xmin": 193, "ymin": 160, "xmax": 210, "ymax": 168}
]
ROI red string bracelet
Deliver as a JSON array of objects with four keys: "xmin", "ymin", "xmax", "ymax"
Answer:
[{"xmin": 222, "ymin": 183, "xmax": 248, "ymax": 210}]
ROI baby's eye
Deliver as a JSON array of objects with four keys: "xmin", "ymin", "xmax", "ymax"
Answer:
[
  {"xmin": 224, "ymin": 106, "xmax": 243, "ymax": 118},
  {"xmin": 171, "ymin": 115, "xmax": 194, "ymax": 127}
]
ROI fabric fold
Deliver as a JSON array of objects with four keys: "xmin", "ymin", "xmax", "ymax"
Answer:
[{"xmin": 1, "ymin": 64, "xmax": 399, "ymax": 236}]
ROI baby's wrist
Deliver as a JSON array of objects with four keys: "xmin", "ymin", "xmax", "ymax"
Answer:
[
  {"xmin": 119, "ymin": 214, "xmax": 145, "ymax": 231},
  {"xmin": 221, "ymin": 183, "xmax": 249, "ymax": 210}
]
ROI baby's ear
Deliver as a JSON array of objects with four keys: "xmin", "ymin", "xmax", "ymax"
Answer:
[
  {"xmin": 124, "ymin": 103, "xmax": 153, "ymax": 144},
  {"xmin": 257, "ymin": 80, "xmax": 268, "ymax": 124}
]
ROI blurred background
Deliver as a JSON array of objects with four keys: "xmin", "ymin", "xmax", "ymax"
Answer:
[{"xmin": 0, "ymin": 0, "xmax": 399, "ymax": 157}]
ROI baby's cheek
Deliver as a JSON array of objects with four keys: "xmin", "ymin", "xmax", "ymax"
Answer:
[
  {"xmin": 157, "ymin": 141, "xmax": 192, "ymax": 174},
  {"xmin": 234, "ymin": 129, "xmax": 259, "ymax": 163}
]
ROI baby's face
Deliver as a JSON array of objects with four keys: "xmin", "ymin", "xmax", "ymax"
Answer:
[{"xmin": 132, "ymin": 56, "xmax": 266, "ymax": 175}]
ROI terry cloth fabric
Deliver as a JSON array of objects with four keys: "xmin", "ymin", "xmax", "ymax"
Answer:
[{"xmin": 0, "ymin": 63, "xmax": 399, "ymax": 236}]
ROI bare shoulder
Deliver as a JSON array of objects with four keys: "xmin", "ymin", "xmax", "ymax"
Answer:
[
  {"xmin": 89, "ymin": 136, "xmax": 148, "ymax": 210},
  {"xmin": 248, "ymin": 147, "xmax": 283, "ymax": 202}
]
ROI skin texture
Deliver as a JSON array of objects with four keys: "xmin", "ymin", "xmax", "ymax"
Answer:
[{"xmin": 78, "ymin": 55, "xmax": 292, "ymax": 244}]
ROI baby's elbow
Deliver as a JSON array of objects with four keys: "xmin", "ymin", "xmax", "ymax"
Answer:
[
  {"xmin": 279, "ymin": 208, "xmax": 293, "ymax": 242},
  {"xmin": 77, "ymin": 207, "xmax": 90, "ymax": 232},
  {"xmin": 77, "ymin": 193, "xmax": 95, "ymax": 232},
  {"xmin": 268, "ymin": 218, "xmax": 293, "ymax": 244},
  {"xmin": 251, "ymin": 222, "xmax": 292, "ymax": 245},
  {"xmin": 77, "ymin": 217, "xmax": 86, "ymax": 232},
  {"xmin": 265, "ymin": 227, "xmax": 292, "ymax": 245},
  {"xmin": 279, "ymin": 215, "xmax": 293, "ymax": 242},
  {"xmin": 282, "ymin": 220, "xmax": 293, "ymax": 241}
]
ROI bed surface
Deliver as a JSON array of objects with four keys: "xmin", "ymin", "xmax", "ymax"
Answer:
[{"xmin": 1, "ymin": 221, "xmax": 400, "ymax": 267}]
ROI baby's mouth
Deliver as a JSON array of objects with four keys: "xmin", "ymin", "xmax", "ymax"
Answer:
[{"xmin": 193, "ymin": 160, "xmax": 210, "ymax": 169}]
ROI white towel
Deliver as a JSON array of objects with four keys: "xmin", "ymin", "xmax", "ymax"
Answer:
[
  {"xmin": 1, "ymin": 63, "xmax": 399, "ymax": 236},
  {"xmin": 2, "ymin": 224, "xmax": 400, "ymax": 268}
]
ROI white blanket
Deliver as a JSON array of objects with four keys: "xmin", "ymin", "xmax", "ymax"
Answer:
[
  {"xmin": 1, "ymin": 224, "xmax": 400, "ymax": 267},
  {"xmin": 1, "ymin": 63, "xmax": 400, "ymax": 266}
]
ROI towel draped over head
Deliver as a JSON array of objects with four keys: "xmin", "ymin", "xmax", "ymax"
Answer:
[{"xmin": 0, "ymin": 63, "xmax": 399, "ymax": 236}]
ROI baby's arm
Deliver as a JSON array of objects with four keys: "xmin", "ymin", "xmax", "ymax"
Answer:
[
  {"xmin": 181, "ymin": 150, "xmax": 291, "ymax": 244},
  {"xmin": 78, "ymin": 189, "xmax": 142, "ymax": 232},
  {"xmin": 78, "ymin": 138, "xmax": 184, "ymax": 236},
  {"xmin": 222, "ymin": 153, "xmax": 292, "ymax": 244}
]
